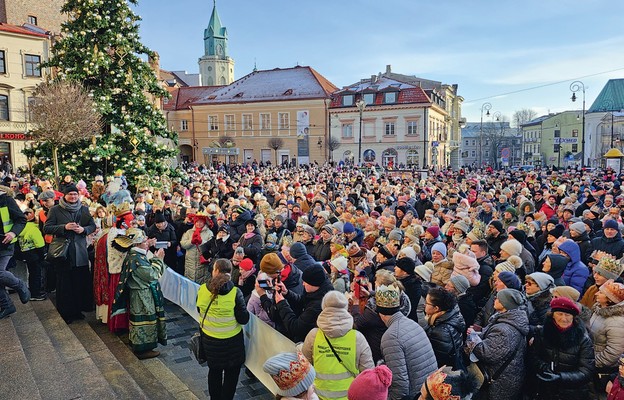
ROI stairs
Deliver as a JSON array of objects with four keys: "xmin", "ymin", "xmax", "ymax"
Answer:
[{"xmin": 0, "ymin": 293, "xmax": 199, "ymax": 400}]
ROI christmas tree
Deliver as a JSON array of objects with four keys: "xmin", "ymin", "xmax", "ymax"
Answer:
[{"xmin": 23, "ymin": 0, "xmax": 177, "ymax": 186}]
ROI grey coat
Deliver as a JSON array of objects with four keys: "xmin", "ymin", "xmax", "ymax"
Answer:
[
  {"xmin": 381, "ymin": 312, "xmax": 438, "ymax": 400},
  {"xmin": 44, "ymin": 204, "xmax": 96, "ymax": 267},
  {"xmin": 473, "ymin": 307, "xmax": 529, "ymax": 400}
]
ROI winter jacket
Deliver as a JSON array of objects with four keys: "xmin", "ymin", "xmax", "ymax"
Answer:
[
  {"xmin": 415, "ymin": 198, "xmax": 434, "ymax": 220},
  {"xmin": 527, "ymin": 290, "xmax": 552, "ymax": 338},
  {"xmin": 201, "ymin": 234, "xmax": 235, "ymax": 261},
  {"xmin": 147, "ymin": 222, "xmax": 178, "ymax": 270},
  {"xmin": 458, "ymin": 292, "xmax": 478, "ymax": 328},
  {"xmin": 302, "ymin": 297, "xmax": 374, "ymax": 374},
  {"xmin": 589, "ymin": 301, "xmax": 624, "ymax": 369},
  {"xmin": 275, "ymin": 278, "xmax": 333, "ymax": 343},
  {"xmin": 487, "ymin": 232, "xmax": 508, "ymax": 258},
  {"xmin": 559, "ymin": 240, "xmax": 590, "ymax": 294},
  {"xmin": 468, "ymin": 256, "xmax": 494, "ymax": 309},
  {"xmin": 17, "ymin": 221, "xmax": 45, "ymax": 252},
  {"xmin": 229, "ymin": 210, "xmax": 252, "ymax": 242},
  {"xmin": 237, "ymin": 231, "xmax": 263, "ymax": 265},
  {"xmin": 528, "ymin": 315, "xmax": 595, "ymax": 400},
  {"xmin": 474, "ymin": 290, "xmax": 496, "ymax": 328},
  {"xmin": 546, "ymin": 254, "xmax": 568, "ymax": 287},
  {"xmin": 180, "ymin": 226, "xmax": 213, "ymax": 283},
  {"xmin": 592, "ymin": 233, "xmax": 624, "ymax": 259},
  {"xmin": 421, "ymin": 237, "xmax": 441, "ymax": 263},
  {"xmin": 452, "ymin": 258, "xmax": 481, "ymax": 287},
  {"xmin": 246, "ymin": 290, "xmax": 274, "ymax": 327},
  {"xmin": 397, "ymin": 274, "xmax": 422, "ymax": 323},
  {"xmin": 313, "ymin": 239, "xmax": 332, "ymax": 262},
  {"xmin": 608, "ymin": 377, "xmax": 624, "ymax": 400},
  {"xmin": 380, "ymin": 312, "xmax": 438, "ymax": 400},
  {"xmin": 573, "ymin": 232, "xmax": 594, "ymax": 266},
  {"xmin": 425, "ymin": 305, "xmax": 466, "ymax": 370},
  {"xmin": 345, "ymin": 228, "xmax": 364, "ymax": 246},
  {"xmin": 353, "ymin": 292, "xmax": 411, "ymax": 363},
  {"xmin": 199, "ymin": 281, "xmax": 249, "ymax": 368},
  {"xmin": 44, "ymin": 203, "xmax": 95, "ymax": 267},
  {"xmin": 430, "ymin": 259, "xmax": 454, "ymax": 286},
  {"xmin": 520, "ymin": 247, "xmax": 536, "ymax": 275},
  {"xmin": 472, "ymin": 307, "xmax": 530, "ymax": 400},
  {"xmin": 293, "ymin": 253, "xmax": 319, "ymax": 274}
]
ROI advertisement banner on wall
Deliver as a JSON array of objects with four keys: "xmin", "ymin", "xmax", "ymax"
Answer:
[{"xmin": 297, "ymin": 110, "xmax": 309, "ymax": 139}]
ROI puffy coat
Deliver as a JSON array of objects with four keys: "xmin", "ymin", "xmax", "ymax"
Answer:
[
  {"xmin": 229, "ymin": 210, "xmax": 252, "ymax": 242},
  {"xmin": 275, "ymin": 278, "xmax": 333, "ymax": 343},
  {"xmin": 199, "ymin": 281, "xmax": 250, "ymax": 368},
  {"xmin": 528, "ymin": 315, "xmax": 595, "ymax": 400},
  {"xmin": 592, "ymin": 233, "xmax": 624, "ymax": 259},
  {"xmin": 302, "ymin": 295, "xmax": 374, "ymax": 373},
  {"xmin": 353, "ymin": 292, "xmax": 411, "ymax": 363},
  {"xmin": 425, "ymin": 305, "xmax": 466, "ymax": 370},
  {"xmin": 237, "ymin": 231, "xmax": 263, "ymax": 265},
  {"xmin": 430, "ymin": 259, "xmax": 454, "ymax": 286},
  {"xmin": 457, "ymin": 292, "xmax": 478, "ymax": 328},
  {"xmin": 527, "ymin": 290, "xmax": 552, "ymax": 338},
  {"xmin": 397, "ymin": 273, "xmax": 422, "ymax": 323},
  {"xmin": 559, "ymin": 240, "xmax": 590, "ymax": 294},
  {"xmin": 381, "ymin": 312, "xmax": 438, "ymax": 400},
  {"xmin": 313, "ymin": 239, "xmax": 332, "ymax": 262},
  {"xmin": 180, "ymin": 226, "xmax": 213, "ymax": 283},
  {"xmin": 487, "ymin": 232, "xmax": 508, "ymax": 258},
  {"xmin": 589, "ymin": 301, "xmax": 624, "ymax": 369},
  {"xmin": 573, "ymin": 231, "xmax": 594, "ymax": 266},
  {"xmin": 451, "ymin": 252, "xmax": 481, "ymax": 287},
  {"xmin": 472, "ymin": 307, "xmax": 530, "ymax": 400},
  {"xmin": 474, "ymin": 290, "xmax": 496, "ymax": 328}
]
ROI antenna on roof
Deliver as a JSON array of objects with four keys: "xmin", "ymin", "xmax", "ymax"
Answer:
[{"xmin": 253, "ymin": 58, "xmax": 257, "ymax": 72}]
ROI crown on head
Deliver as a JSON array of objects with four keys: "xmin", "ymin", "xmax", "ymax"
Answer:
[
  {"xmin": 375, "ymin": 284, "xmax": 401, "ymax": 309},
  {"xmin": 271, "ymin": 352, "xmax": 311, "ymax": 391},
  {"xmin": 426, "ymin": 368, "xmax": 460, "ymax": 400}
]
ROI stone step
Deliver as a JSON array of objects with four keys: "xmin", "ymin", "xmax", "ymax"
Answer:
[
  {"xmin": 12, "ymin": 297, "xmax": 117, "ymax": 400},
  {"xmin": 0, "ymin": 316, "xmax": 42, "ymax": 400},
  {"xmin": 86, "ymin": 317, "xmax": 182, "ymax": 400}
]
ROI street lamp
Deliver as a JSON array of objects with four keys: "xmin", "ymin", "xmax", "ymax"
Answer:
[
  {"xmin": 554, "ymin": 119, "xmax": 562, "ymax": 168},
  {"xmin": 570, "ymin": 81, "xmax": 586, "ymax": 167},
  {"xmin": 356, "ymin": 99, "xmax": 366, "ymax": 165},
  {"xmin": 601, "ymin": 99, "xmax": 615, "ymax": 148},
  {"xmin": 479, "ymin": 102, "xmax": 492, "ymax": 166}
]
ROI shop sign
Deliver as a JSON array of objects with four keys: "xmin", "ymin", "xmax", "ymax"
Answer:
[{"xmin": 0, "ymin": 133, "xmax": 27, "ymax": 140}]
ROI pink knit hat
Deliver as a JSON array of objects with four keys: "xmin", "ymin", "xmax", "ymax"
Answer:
[{"xmin": 347, "ymin": 365, "xmax": 392, "ymax": 400}]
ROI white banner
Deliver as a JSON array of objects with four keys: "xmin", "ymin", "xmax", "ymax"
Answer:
[{"xmin": 159, "ymin": 268, "xmax": 296, "ymax": 394}]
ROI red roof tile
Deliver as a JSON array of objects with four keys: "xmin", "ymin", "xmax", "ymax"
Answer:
[{"xmin": 0, "ymin": 23, "xmax": 49, "ymax": 38}]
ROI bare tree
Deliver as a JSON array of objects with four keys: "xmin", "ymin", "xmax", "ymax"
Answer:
[
  {"xmin": 482, "ymin": 116, "xmax": 509, "ymax": 168},
  {"xmin": 267, "ymin": 138, "xmax": 284, "ymax": 165},
  {"xmin": 512, "ymin": 109, "xmax": 538, "ymax": 128},
  {"xmin": 327, "ymin": 136, "xmax": 341, "ymax": 162},
  {"xmin": 29, "ymin": 81, "xmax": 102, "ymax": 187}
]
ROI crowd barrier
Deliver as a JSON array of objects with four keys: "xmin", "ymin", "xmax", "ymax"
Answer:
[{"xmin": 159, "ymin": 267, "xmax": 296, "ymax": 394}]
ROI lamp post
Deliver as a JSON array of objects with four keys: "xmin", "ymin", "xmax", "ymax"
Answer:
[
  {"xmin": 356, "ymin": 99, "xmax": 366, "ymax": 165},
  {"xmin": 479, "ymin": 102, "xmax": 492, "ymax": 166},
  {"xmin": 554, "ymin": 118, "xmax": 562, "ymax": 168},
  {"xmin": 601, "ymin": 99, "xmax": 615, "ymax": 148},
  {"xmin": 570, "ymin": 81, "xmax": 586, "ymax": 167}
]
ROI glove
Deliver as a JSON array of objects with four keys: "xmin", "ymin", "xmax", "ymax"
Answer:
[
  {"xmin": 191, "ymin": 228, "xmax": 203, "ymax": 245},
  {"xmin": 536, "ymin": 370, "xmax": 561, "ymax": 383}
]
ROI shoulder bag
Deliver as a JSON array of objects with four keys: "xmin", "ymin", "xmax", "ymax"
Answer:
[
  {"xmin": 189, "ymin": 292, "xmax": 215, "ymax": 365},
  {"xmin": 46, "ymin": 208, "xmax": 84, "ymax": 263}
]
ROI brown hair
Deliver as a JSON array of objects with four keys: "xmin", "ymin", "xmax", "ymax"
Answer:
[{"xmin": 208, "ymin": 258, "xmax": 233, "ymax": 296}]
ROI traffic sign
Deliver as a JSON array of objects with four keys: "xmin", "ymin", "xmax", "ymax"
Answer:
[
  {"xmin": 501, "ymin": 148, "xmax": 510, "ymax": 158},
  {"xmin": 432, "ymin": 141, "xmax": 439, "ymax": 147}
]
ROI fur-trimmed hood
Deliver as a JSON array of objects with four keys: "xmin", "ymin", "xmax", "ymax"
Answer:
[{"xmin": 592, "ymin": 301, "xmax": 624, "ymax": 318}]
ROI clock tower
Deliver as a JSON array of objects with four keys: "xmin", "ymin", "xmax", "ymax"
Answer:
[{"xmin": 198, "ymin": 1, "xmax": 235, "ymax": 86}]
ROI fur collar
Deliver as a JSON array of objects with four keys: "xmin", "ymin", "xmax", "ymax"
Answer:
[
  {"xmin": 592, "ymin": 301, "xmax": 624, "ymax": 318},
  {"xmin": 542, "ymin": 316, "xmax": 584, "ymax": 348}
]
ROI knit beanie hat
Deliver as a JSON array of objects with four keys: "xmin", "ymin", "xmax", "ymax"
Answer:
[
  {"xmin": 377, "ymin": 245, "xmax": 394, "ymax": 259},
  {"xmin": 550, "ymin": 285, "xmax": 581, "ymax": 302},
  {"xmin": 426, "ymin": 226, "xmax": 440, "ymax": 238},
  {"xmin": 432, "ymin": 242, "xmax": 447, "ymax": 258},
  {"xmin": 497, "ymin": 288, "xmax": 525, "ymax": 310},
  {"xmin": 453, "ymin": 220, "xmax": 471, "ymax": 234},
  {"xmin": 452, "ymin": 249, "xmax": 479, "ymax": 270},
  {"xmin": 604, "ymin": 219, "xmax": 620, "ymax": 231},
  {"xmin": 594, "ymin": 257, "xmax": 624, "ymax": 281},
  {"xmin": 415, "ymin": 263, "xmax": 433, "ymax": 282},
  {"xmin": 527, "ymin": 272, "xmax": 555, "ymax": 291},
  {"xmin": 347, "ymin": 365, "xmax": 392, "ymax": 400},
  {"xmin": 343, "ymin": 222, "xmax": 355, "ymax": 234},
  {"xmin": 263, "ymin": 352, "xmax": 316, "ymax": 397},
  {"xmin": 395, "ymin": 257, "xmax": 416, "ymax": 274},
  {"xmin": 489, "ymin": 220, "xmax": 504, "ymax": 234},
  {"xmin": 321, "ymin": 290, "xmax": 348, "ymax": 311},
  {"xmin": 260, "ymin": 253, "xmax": 283, "ymax": 275},
  {"xmin": 550, "ymin": 297, "xmax": 580, "ymax": 316},
  {"xmin": 375, "ymin": 283, "xmax": 401, "ymax": 315},
  {"xmin": 495, "ymin": 255, "xmax": 523, "ymax": 273},
  {"xmin": 302, "ymin": 266, "xmax": 327, "ymax": 287},
  {"xmin": 290, "ymin": 242, "xmax": 308, "ymax": 259},
  {"xmin": 63, "ymin": 184, "xmax": 79, "ymax": 195},
  {"xmin": 599, "ymin": 279, "xmax": 624, "ymax": 304},
  {"xmin": 508, "ymin": 229, "xmax": 527, "ymax": 245},
  {"xmin": 239, "ymin": 258, "xmax": 254, "ymax": 272},
  {"xmin": 548, "ymin": 224, "xmax": 565, "ymax": 239},
  {"xmin": 569, "ymin": 221, "xmax": 587, "ymax": 235},
  {"xmin": 449, "ymin": 275, "xmax": 470, "ymax": 295},
  {"xmin": 330, "ymin": 256, "xmax": 348, "ymax": 273},
  {"xmin": 154, "ymin": 211, "xmax": 166, "ymax": 223},
  {"xmin": 388, "ymin": 229, "xmax": 404, "ymax": 242},
  {"xmin": 500, "ymin": 239, "xmax": 523, "ymax": 257},
  {"xmin": 398, "ymin": 246, "xmax": 417, "ymax": 261},
  {"xmin": 498, "ymin": 271, "xmax": 522, "ymax": 290},
  {"xmin": 321, "ymin": 224, "xmax": 334, "ymax": 235}
]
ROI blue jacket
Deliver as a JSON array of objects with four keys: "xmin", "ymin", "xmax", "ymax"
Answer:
[{"xmin": 559, "ymin": 240, "xmax": 590, "ymax": 294}]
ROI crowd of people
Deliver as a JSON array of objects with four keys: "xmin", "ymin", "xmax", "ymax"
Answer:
[{"xmin": 4, "ymin": 162, "xmax": 624, "ymax": 399}]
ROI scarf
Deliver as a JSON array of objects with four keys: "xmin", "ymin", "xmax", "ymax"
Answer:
[
  {"xmin": 426, "ymin": 310, "xmax": 445, "ymax": 326},
  {"xmin": 191, "ymin": 227, "xmax": 203, "ymax": 245},
  {"xmin": 59, "ymin": 196, "xmax": 82, "ymax": 212},
  {"xmin": 238, "ymin": 267, "xmax": 256, "ymax": 286}
]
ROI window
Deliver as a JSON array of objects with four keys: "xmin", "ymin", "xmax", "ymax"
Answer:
[
  {"xmin": 465, "ymin": 140, "xmax": 469, "ymax": 146},
  {"xmin": 0, "ymin": 95, "xmax": 7, "ymax": 120},
  {"xmin": 485, "ymin": 140, "xmax": 489, "ymax": 145},
  {"xmin": 572, "ymin": 144, "xmax": 578, "ymax": 152},
  {"xmin": 342, "ymin": 95, "xmax": 354, "ymax": 106},
  {"xmin": 471, "ymin": 150, "xmax": 476, "ymax": 157},
  {"xmin": 472, "ymin": 140, "xmax": 476, "ymax": 146},
  {"xmin": 554, "ymin": 129, "xmax": 560, "ymax": 138},
  {"xmin": 554, "ymin": 144, "xmax": 560, "ymax": 153},
  {"xmin": 180, "ymin": 119, "xmax": 188, "ymax": 131},
  {"xmin": 242, "ymin": 114, "xmax": 253, "ymax": 132},
  {"xmin": 572, "ymin": 129, "xmax": 578, "ymax": 137},
  {"xmin": 208, "ymin": 115, "xmax": 218, "ymax": 131},
  {"xmin": 406, "ymin": 150, "xmax": 419, "ymax": 167},
  {"xmin": 407, "ymin": 121, "xmax": 418, "ymax": 136},
  {"xmin": 27, "ymin": 97, "xmax": 35, "ymax": 121},
  {"xmin": 384, "ymin": 92, "xmax": 397, "ymax": 104},
  {"xmin": 485, "ymin": 151, "xmax": 489, "ymax": 157},
  {"xmin": 0, "ymin": 50, "xmax": 5, "ymax": 74},
  {"xmin": 385, "ymin": 122, "xmax": 395, "ymax": 136},
  {"xmin": 28, "ymin": 15, "xmax": 37, "ymax": 25},
  {"xmin": 224, "ymin": 114, "xmax": 234, "ymax": 131},
  {"xmin": 24, "ymin": 54, "xmax": 41, "ymax": 77},
  {"xmin": 342, "ymin": 124, "xmax": 353, "ymax": 138},
  {"xmin": 260, "ymin": 113, "xmax": 271, "ymax": 131},
  {"xmin": 278, "ymin": 112, "xmax": 289, "ymax": 130},
  {"xmin": 363, "ymin": 93, "xmax": 375, "ymax": 105}
]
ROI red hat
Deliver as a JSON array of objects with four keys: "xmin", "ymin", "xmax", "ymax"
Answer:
[
  {"xmin": 240, "ymin": 258, "xmax": 254, "ymax": 271},
  {"xmin": 426, "ymin": 226, "xmax": 440, "ymax": 238},
  {"xmin": 550, "ymin": 296, "xmax": 580, "ymax": 316}
]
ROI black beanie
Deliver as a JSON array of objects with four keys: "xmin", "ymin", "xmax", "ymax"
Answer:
[
  {"xmin": 489, "ymin": 220, "xmax": 504, "ymax": 234},
  {"xmin": 63, "ymin": 184, "xmax": 79, "ymax": 195},
  {"xmin": 395, "ymin": 257, "xmax": 416, "ymax": 274},
  {"xmin": 154, "ymin": 212, "xmax": 166, "ymax": 223},
  {"xmin": 302, "ymin": 266, "xmax": 327, "ymax": 287},
  {"xmin": 509, "ymin": 229, "xmax": 527, "ymax": 245}
]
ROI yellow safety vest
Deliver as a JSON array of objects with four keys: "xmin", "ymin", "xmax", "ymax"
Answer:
[
  {"xmin": 0, "ymin": 205, "xmax": 16, "ymax": 243},
  {"xmin": 313, "ymin": 329, "xmax": 357, "ymax": 400},
  {"xmin": 197, "ymin": 284, "xmax": 242, "ymax": 339}
]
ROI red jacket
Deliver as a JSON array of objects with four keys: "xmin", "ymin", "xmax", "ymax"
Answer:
[
  {"xmin": 608, "ymin": 378, "xmax": 624, "ymax": 400},
  {"xmin": 540, "ymin": 202, "xmax": 557, "ymax": 219}
]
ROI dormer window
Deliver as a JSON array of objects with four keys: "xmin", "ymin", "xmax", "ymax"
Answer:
[
  {"xmin": 384, "ymin": 92, "xmax": 397, "ymax": 104},
  {"xmin": 342, "ymin": 94, "xmax": 354, "ymax": 106},
  {"xmin": 28, "ymin": 15, "xmax": 37, "ymax": 25},
  {"xmin": 363, "ymin": 93, "xmax": 375, "ymax": 105}
]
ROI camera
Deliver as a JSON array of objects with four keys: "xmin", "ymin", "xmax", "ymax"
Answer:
[{"xmin": 258, "ymin": 280, "xmax": 272, "ymax": 289}]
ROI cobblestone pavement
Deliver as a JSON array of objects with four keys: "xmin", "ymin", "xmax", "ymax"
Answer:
[{"xmin": 156, "ymin": 301, "xmax": 274, "ymax": 400}]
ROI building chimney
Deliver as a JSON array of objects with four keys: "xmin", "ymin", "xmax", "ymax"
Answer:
[
  {"xmin": 371, "ymin": 75, "xmax": 377, "ymax": 83},
  {"xmin": 386, "ymin": 65, "xmax": 391, "ymax": 74}
]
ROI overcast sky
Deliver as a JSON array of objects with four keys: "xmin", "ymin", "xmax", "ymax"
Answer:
[{"xmin": 133, "ymin": 0, "xmax": 624, "ymax": 123}]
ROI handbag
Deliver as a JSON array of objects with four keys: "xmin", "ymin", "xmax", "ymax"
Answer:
[
  {"xmin": 189, "ymin": 292, "xmax": 215, "ymax": 365},
  {"xmin": 46, "ymin": 237, "xmax": 70, "ymax": 262}
]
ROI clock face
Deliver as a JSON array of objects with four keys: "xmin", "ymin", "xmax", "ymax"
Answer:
[{"xmin": 216, "ymin": 44, "xmax": 223, "ymax": 56}]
